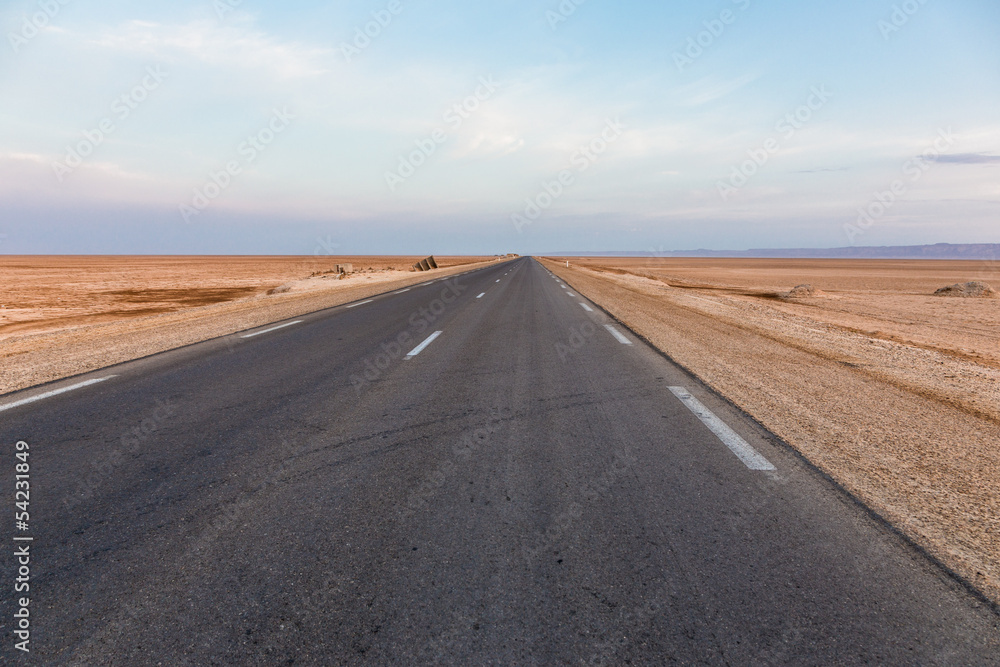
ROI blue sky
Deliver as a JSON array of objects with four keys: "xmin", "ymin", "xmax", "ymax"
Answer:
[{"xmin": 1, "ymin": 0, "xmax": 998, "ymax": 254}]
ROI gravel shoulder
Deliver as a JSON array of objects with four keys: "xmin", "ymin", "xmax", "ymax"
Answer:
[{"xmin": 540, "ymin": 258, "xmax": 1000, "ymax": 605}]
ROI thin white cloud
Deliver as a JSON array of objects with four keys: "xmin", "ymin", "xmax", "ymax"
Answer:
[
  {"xmin": 930, "ymin": 153, "xmax": 1000, "ymax": 164},
  {"xmin": 0, "ymin": 151, "xmax": 170, "ymax": 203},
  {"xmin": 1, "ymin": 151, "xmax": 48, "ymax": 164},
  {"xmin": 90, "ymin": 20, "xmax": 334, "ymax": 79},
  {"xmin": 676, "ymin": 73, "xmax": 760, "ymax": 107},
  {"xmin": 451, "ymin": 131, "xmax": 525, "ymax": 160}
]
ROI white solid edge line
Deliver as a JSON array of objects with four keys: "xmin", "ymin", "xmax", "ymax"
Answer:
[
  {"xmin": 0, "ymin": 376, "xmax": 117, "ymax": 413},
  {"xmin": 603, "ymin": 324, "xmax": 632, "ymax": 345},
  {"xmin": 668, "ymin": 387, "xmax": 776, "ymax": 471},
  {"xmin": 346, "ymin": 300, "xmax": 374, "ymax": 309},
  {"xmin": 579, "ymin": 303, "xmax": 593, "ymax": 312},
  {"xmin": 241, "ymin": 320, "xmax": 304, "ymax": 338},
  {"xmin": 477, "ymin": 293, "xmax": 486, "ymax": 299},
  {"xmin": 405, "ymin": 331, "xmax": 443, "ymax": 360}
]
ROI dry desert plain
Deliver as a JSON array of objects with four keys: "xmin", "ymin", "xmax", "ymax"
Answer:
[
  {"xmin": 0, "ymin": 255, "xmax": 495, "ymax": 394},
  {"xmin": 541, "ymin": 256, "xmax": 1000, "ymax": 606}
]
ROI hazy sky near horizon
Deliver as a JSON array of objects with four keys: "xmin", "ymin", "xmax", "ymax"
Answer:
[{"xmin": 1, "ymin": 0, "xmax": 998, "ymax": 254}]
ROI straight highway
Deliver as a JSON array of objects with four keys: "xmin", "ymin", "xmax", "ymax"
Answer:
[{"xmin": 1, "ymin": 257, "xmax": 997, "ymax": 664}]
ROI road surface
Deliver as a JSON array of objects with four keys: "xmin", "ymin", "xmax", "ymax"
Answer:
[{"xmin": 2, "ymin": 257, "xmax": 998, "ymax": 664}]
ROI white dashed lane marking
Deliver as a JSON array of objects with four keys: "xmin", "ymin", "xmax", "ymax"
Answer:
[
  {"xmin": 0, "ymin": 377, "xmax": 117, "ymax": 413},
  {"xmin": 405, "ymin": 331, "xmax": 443, "ymax": 360},
  {"xmin": 604, "ymin": 324, "xmax": 632, "ymax": 345},
  {"xmin": 241, "ymin": 321, "xmax": 304, "ymax": 338},
  {"xmin": 668, "ymin": 387, "xmax": 776, "ymax": 471}
]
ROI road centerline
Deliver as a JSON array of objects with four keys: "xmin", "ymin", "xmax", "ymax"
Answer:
[{"xmin": 405, "ymin": 331, "xmax": 443, "ymax": 360}]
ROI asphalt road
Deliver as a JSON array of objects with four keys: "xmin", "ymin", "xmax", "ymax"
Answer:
[{"xmin": 2, "ymin": 257, "xmax": 998, "ymax": 665}]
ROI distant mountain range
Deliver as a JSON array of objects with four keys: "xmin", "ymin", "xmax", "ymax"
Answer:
[{"xmin": 545, "ymin": 243, "xmax": 1000, "ymax": 260}]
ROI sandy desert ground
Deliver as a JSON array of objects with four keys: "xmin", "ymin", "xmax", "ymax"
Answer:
[
  {"xmin": 0, "ymin": 255, "xmax": 496, "ymax": 394},
  {"xmin": 542, "ymin": 256, "xmax": 1000, "ymax": 605},
  {"xmin": 560, "ymin": 257, "xmax": 1000, "ymax": 368},
  {"xmin": 0, "ymin": 255, "xmax": 488, "ymax": 339}
]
